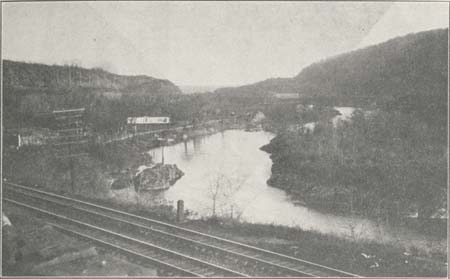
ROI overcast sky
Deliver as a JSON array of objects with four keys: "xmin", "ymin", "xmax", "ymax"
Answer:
[{"xmin": 2, "ymin": 2, "xmax": 448, "ymax": 87}]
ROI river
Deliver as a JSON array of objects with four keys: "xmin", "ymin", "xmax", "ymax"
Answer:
[{"xmin": 110, "ymin": 110, "xmax": 445, "ymax": 251}]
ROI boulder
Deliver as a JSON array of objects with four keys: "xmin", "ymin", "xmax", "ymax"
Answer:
[
  {"xmin": 111, "ymin": 175, "xmax": 133, "ymax": 190},
  {"xmin": 134, "ymin": 163, "xmax": 184, "ymax": 191},
  {"xmin": 2, "ymin": 211, "xmax": 12, "ymax": 226}
]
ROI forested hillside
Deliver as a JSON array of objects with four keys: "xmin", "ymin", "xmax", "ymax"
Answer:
[
  {"xmin": 216, "ymin": 28, "xmax": 448, "ymax": 127},
  {"xmin": 2, "ymin": 60, "xmax": 188, "ymax": 131},
  {"xmin": 3, "ymin": 60, "xmax": 181, "ymax": 94},
  {"xmin": 256, "ymin": 28, "xmax": 448, "ymax": 220}
]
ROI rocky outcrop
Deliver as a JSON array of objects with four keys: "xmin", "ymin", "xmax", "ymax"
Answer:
[{"xmin": 133, "ymin": 164, "xmax": 184, "ymax": 191}]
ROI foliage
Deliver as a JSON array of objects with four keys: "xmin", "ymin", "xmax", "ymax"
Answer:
[
  {"xmin": 265, "ymin": 110, "xmax": 447, "ymax": 219},
  {"xmin": 3, "ymin": 146, "xmax": 110, "ymax": 196}
]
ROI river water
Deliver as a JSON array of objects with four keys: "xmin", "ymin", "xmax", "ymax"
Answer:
[{"xmin": 111, "ymin": 108, "xmax": 445, "ymax": 250}]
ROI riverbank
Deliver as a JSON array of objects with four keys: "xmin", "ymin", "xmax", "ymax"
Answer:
[
  {"xmin": 260, "ymin": 107, "xmax": 447, "ymax": 227},
  {"xmin": 110, "ymin": 128, "xmax": 446, "ymax": 260}
]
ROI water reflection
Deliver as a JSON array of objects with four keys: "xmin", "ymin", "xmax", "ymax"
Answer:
[{"xmin": 111, "ymin": 129, "xmax": 444, "ymax": 250}]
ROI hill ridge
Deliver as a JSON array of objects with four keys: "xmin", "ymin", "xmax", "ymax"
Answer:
[
  {"xmin": 215, "ymin": 28, "xmax": 448, "ymax": 109},
  {"xmin": 2, "ymin": 59, "xmax": 181, "ymax": 95}
]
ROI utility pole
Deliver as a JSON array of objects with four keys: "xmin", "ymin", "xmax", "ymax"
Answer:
[
  {"xmin": 157, "ymin": 137, "xmax": 165, "ymax": 165},
  {"xmin": 162, "ymin": 143, "xmax": 165, "ymax": 165},
  {"xmin": 155, "ymin": 134, "xmax": 173, "ymax": 165}
]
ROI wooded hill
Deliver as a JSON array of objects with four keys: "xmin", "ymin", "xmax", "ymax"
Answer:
[
  {"xmin": 215, "ymin": 28, "xmax": 448, "ymax": 126},
  {"xmin": 2, "ymin": 60, "xmax": 185, "ymax": 130},
  {"xmin": 3, "ymin": 60, "xmax": 181, "ymax": 94},
  {"xmin": 253, "ymin": 29, "xmax": 448, "ymax": 219}
]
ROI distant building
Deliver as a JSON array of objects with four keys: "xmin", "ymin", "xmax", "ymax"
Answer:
[
  {"xmin": 127, "ymin": 116, "xmax": 170, "ymax": 125},
  {"xmin": 273, "ymin": 93, "xmax": 300, "ymax": 99}
]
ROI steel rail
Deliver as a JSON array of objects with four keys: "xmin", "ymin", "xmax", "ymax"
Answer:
[
  {"xmin": 5, "ymin": 187, "xmax": 315, "ymax": 277},
  {"xmin": 4, "ymin": 182, "xmax": 360, "ymax": 277},
  {"xmin": 49, "ymin": 223, "xmax": 200, "ymax": 278},
  {"xmin": 4, "ymin": 198, "xmax": 247, "ymax": 278}
]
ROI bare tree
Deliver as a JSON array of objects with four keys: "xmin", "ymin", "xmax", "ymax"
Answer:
[
  {"xmin": 208, "ymin": 173, "xmax": 246, "ymax": 219},
  {"xmin": 208, "ymin": 174, "xmax": 226, "ymax": 217}
]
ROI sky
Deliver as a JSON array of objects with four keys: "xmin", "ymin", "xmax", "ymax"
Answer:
[{"xmin": 2, "ymin": 2, "xmax": 448, "ymax": 87}]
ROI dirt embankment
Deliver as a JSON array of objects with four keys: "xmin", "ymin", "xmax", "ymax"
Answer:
[{"xmin": 2, "ymin": 206, "xmax": 158, "ymax": 276}]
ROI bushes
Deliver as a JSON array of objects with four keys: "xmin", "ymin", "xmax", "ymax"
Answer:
[{"xmin": 264, "ymin": 110, "xmax": 447, "ymax": 219}]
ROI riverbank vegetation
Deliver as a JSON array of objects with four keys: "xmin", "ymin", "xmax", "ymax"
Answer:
[
  {"xmin": 263, "ymin": 109, "xmax": 446, "ymax": 220},
  {"xmin": 257, "ymin": 28, "xmax": 447, "ymax": 226}
]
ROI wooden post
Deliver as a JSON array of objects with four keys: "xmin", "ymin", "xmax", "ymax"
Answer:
[
  {"xmin": 177, "ymin": 200, "xmax": 184, "ymax": 223},
  {"xmin": 161, "ymin": 143, "xmax": 165, "ymax": 165}
]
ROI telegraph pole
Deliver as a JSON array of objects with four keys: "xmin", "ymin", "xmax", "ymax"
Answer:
[
  {"xmin": 157, "ymin": 137, "xmax": 166, "ymax": 164},
  {"xmin": 162, "ymin": 143, "xmax": 165, "ymax": 165}
]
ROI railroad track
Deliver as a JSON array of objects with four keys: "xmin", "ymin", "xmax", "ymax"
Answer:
[
  {"xmin": 4, "ymin": 198, "xmax": 245, "ymax": 277},
  {"xmin": 4, "ymin": 182, "xmax": 360, "ymax": 277}
]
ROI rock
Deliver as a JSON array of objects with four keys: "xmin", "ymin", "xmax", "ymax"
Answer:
[
  {"xmin": 111, "ymin": 175, "xmax": 132, "ymax": 190},
  {"xmin": 2, "ymin": 212, "xmax": 12, "ymax": 226},
  {"xmin": 134, "ymin": 163, "xmax": 184, "ymax": 191}
]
